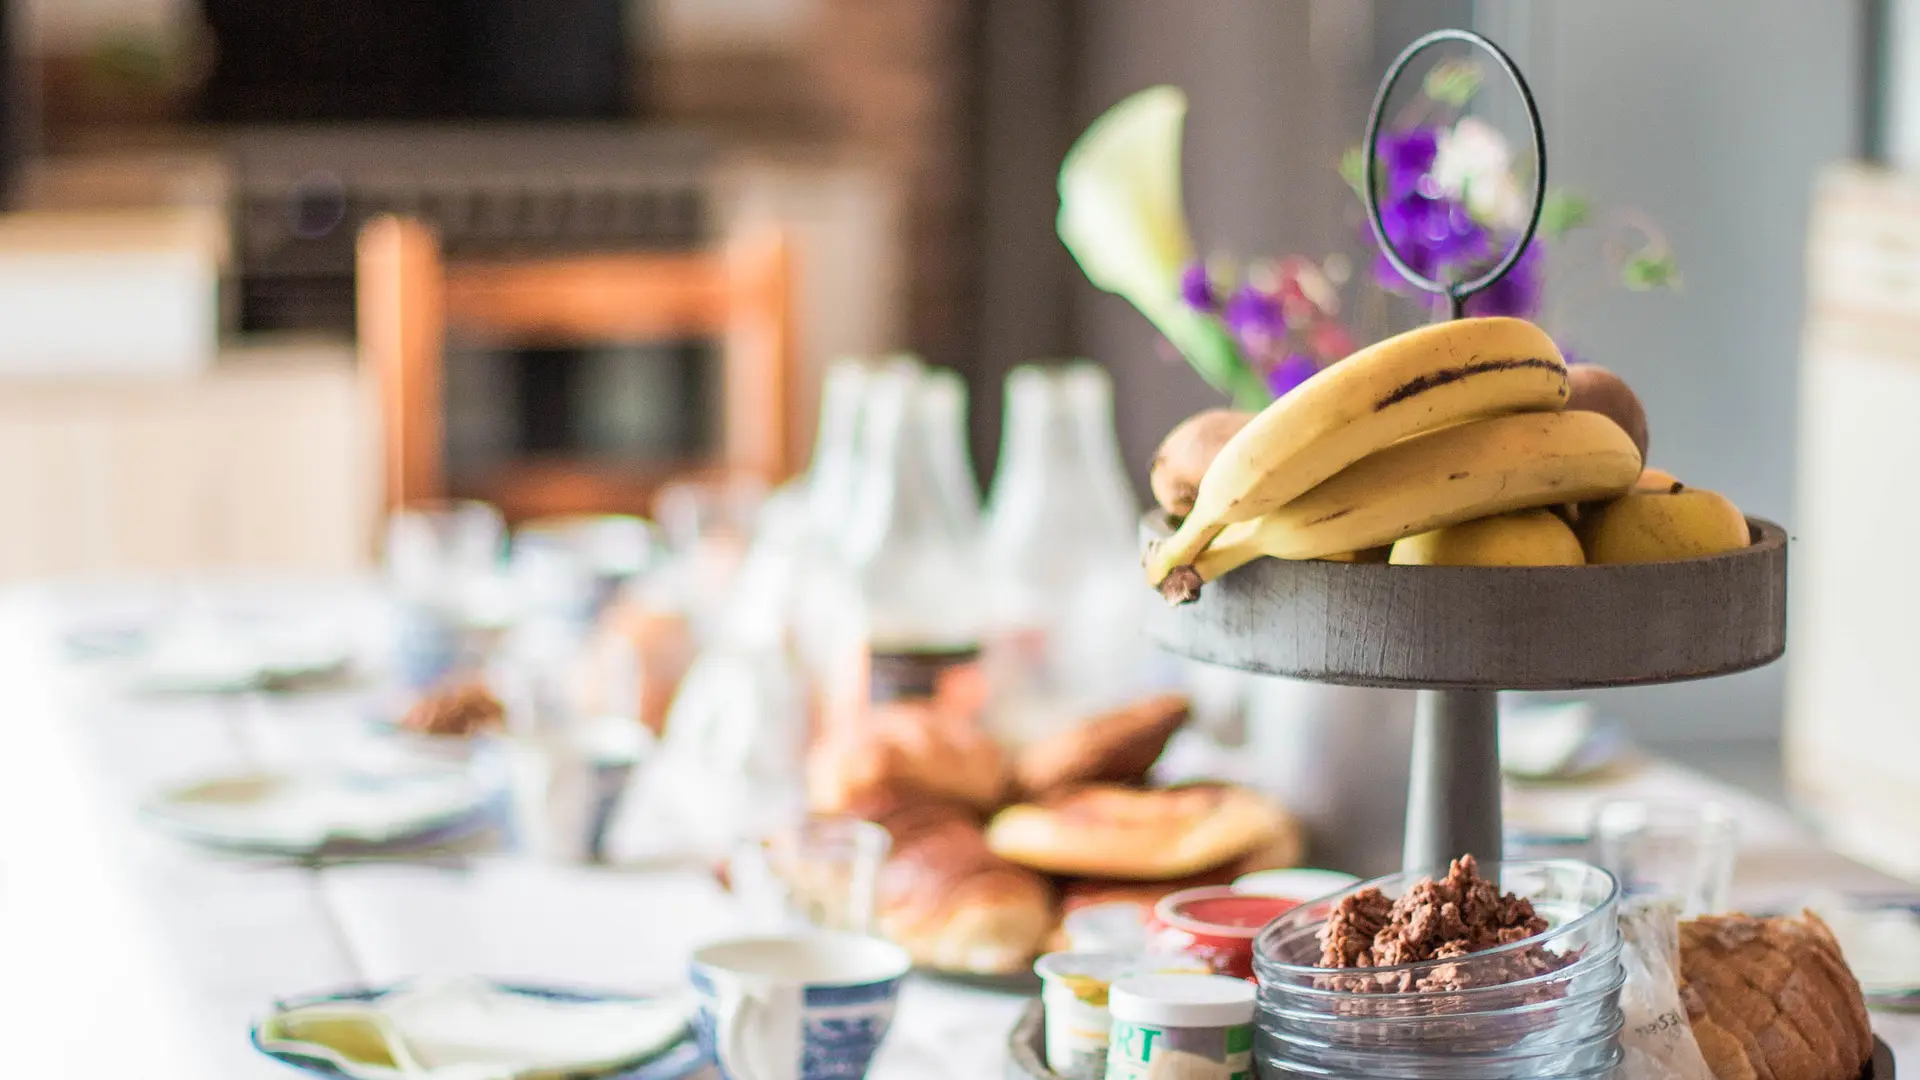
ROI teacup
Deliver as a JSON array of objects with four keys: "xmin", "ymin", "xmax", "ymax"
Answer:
[{"xmin": 690, "ymin": 932, "xmax": 910, "ymax": 1080}]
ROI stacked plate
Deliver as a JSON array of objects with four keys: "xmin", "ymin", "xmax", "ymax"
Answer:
[{"xmin": 1250, "ymin": 860, "xmax": 1625, "ymax": 1079}]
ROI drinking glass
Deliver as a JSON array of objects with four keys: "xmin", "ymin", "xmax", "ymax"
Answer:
[
  {"xmin": 384, "ymin": 500, "xmax": 506, "ymax": 603},
  {"xmin": 730, "ymin": 816, "xmax": 891, "ymax": 934},
  {"xmin": 1589, "ymin": 799, "xmax": 1738, "ymax": 917}
]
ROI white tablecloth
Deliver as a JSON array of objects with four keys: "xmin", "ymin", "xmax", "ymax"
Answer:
[{"xmin": 0, "ymin": 580, "xmax": 1912, "ymax": 1078}]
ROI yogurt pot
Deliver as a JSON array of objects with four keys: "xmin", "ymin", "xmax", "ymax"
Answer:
[
  {"xmin": 1106, "ymin": 973, "xmax": 1256, "ymax": 1080},
  {"xmin": 1033, "ymin": 952, "xmax": 1204, "ymax": 1080},
  {"xmin": 1147, "ymin": 886, "xmax": 1304, "ymax": 980}
]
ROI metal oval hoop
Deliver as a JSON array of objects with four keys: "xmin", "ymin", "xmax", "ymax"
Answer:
[{"xmin": 1362, "ymin": 28, "xmax": 1547, "ymax": 320}]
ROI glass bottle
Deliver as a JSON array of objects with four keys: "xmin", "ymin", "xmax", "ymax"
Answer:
[
  {"xmin": 827, "ymin": 361, "xmax": 989, "ymax": 740},
  {"xmin": 981, "ymin": 362, "xmax": 1155, "ymax": 746},
  {"xmin": 917, "ymin": 366, "xmax": 983, "ymax": 542}
]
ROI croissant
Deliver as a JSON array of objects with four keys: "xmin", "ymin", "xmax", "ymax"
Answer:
[
  {"xmin": 871, "ymin": 801, "xmax": 1056, "ymax": 975},
  {"xmin": 1013, "ymin": 692, "xmax": 1189, "ymax": 797},
  {"xmin": 808, "ymin": 701, "xmax": 1009, "ymax": 814}
]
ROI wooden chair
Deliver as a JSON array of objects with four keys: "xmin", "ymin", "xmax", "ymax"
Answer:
[{"xmin": 358, "ymin": 216, "xmax": 794, "ymax": 520}]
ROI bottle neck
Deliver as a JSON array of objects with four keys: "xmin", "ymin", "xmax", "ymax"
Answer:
[
  {"xmin": 1060, "ymin": 363, "xmax": 1140, "ymax": 542},
  {"xmin": 984, "ymin": 367, "xmax": 1081, "ymax": 553},
  {"xmin": 803, "ymin": 361, "xmax": 869, "ymax": 540},
  {"xmin": 917, "ymin": 371, "xmax": 981, "ymax": 539}
]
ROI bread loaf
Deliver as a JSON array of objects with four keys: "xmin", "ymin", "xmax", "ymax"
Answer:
[{"xmin": 1679, "ymin": 911, "xmax": 1873, "ymax": 1080}]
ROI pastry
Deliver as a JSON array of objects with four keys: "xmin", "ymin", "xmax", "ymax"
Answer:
[
  {"xmin": 807, "ymin": 701, "xmax": 1009, "ymax": 814},
  {"xmin": 1679, "ymin": 911, "xmax": 1873, "ymax": 1080},
  {"xmin": 870, "ymin": 800, "xmax": 1056, "ymax": 975},
  {"xmin": 1012, "ymin": 693, "xmax": 1189, "ymax": 796},
  {"xmin": 399, "ymin": 678, "xmax": 505, "ymax": 737},
  {"xmin": 985, "ymin": 783, "xmax": 1300, "ymax": 881}
]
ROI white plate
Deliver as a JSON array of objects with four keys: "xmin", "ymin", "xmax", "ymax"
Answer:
[
  {"xmin": 142, "ymin": 768, "xmax": 492, "ymax": 855},
  {"xmin": 116, "ymin": 620, "xmax": 354, "ymax": 694}
]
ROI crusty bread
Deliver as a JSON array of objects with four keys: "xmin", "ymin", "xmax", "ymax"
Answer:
[
  {"xmin": 807, "ymin": 701, "xmax": 1009, "ymax": 814},
  {"xmin": 869, "ymin": 800, "xmax": 1056, "ymax": 975},
  {"xmin": 1013, "ymin": 693, "xmax": 1189, "ymax": 797},
  {"xmin": 1679, "ymin": 911, "xmax": 1873, "ymax": 1080},
  {"xmin": 985, "ymin": 782, "xmax": 1301, "ymax": 882}
]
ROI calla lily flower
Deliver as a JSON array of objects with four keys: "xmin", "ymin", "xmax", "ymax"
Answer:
[{"xmin": 1058, "ymin": 86, "xmax": 1270, "ymax": 408}]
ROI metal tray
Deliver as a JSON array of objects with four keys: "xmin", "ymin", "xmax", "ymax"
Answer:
[{"xmin": 1004, "ymin": 1000, "xmax": 1897, "ymax": 1078}]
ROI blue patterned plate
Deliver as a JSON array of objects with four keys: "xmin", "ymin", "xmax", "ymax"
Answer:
[{"xmin": 251, "ymin": 982, "xmax": 708, "ymax": 1079}]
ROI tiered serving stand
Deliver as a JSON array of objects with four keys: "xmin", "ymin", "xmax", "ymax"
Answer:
[
  {"xmin": 1146, "ymin": 26, "xmax": 1793, "ymax": 877},
  {"xmin": 1011, "ymin": 26, "xmax": 1899, "ymax": 1080}
]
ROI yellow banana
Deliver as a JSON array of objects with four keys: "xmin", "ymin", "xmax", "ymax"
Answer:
[
  {"xmin": 1172, "ymin": 410, "xmax": 1640, "ymax": 599},
  {"xmin": 1145, "ymin": 317, "xmax": 1569, "ymax": 588}
]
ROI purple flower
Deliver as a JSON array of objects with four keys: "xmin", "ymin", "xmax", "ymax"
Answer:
[
  {"xmin": 1179, "ymin": 261, "xmax": 1217, "ymax": 312},
  {"xmin": 1224, "ymin": 286, "xmax": 1287, "ymax": 355},
  {"xmin": 1379, "ymin": 128, "xmax": 1440, "ymax": 198},
  {"xmin": 1464, "ymin": 238, "xmax": 1545, "ymax": 318},
  {"xmin": 1372, "ymin": 191, "xmax": 1489, "ymax": 290},
  {"xmin": 1267, "ymin": 352, "xmax": 1320, "ymax": 398}
]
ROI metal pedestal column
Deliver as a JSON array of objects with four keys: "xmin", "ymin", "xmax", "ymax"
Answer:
[{"xmin": 1402, "ymin": 688, "xmax": 1502, "ymax": 872}]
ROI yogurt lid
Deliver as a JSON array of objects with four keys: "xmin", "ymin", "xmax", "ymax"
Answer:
[
  {"xmin": 1107, "ymin": 974, "xmax": 1256, "ymax": 1028},
  {"xmin": 1231, "ymin": 868, "xmax": 1362, "ymax": 901}
]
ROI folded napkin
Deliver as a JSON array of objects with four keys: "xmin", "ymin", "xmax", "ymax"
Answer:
[{"xmin": 259, "ymin": 977, "xmax": 693, "ymax": 1080}]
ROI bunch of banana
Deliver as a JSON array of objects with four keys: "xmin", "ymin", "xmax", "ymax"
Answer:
[
  {"xmin": 1171, "ymin": 410, "xmax": 1642, "ymax": 598},
  {"xmin": 1146, "ymin": 316, "xmax": 1580, "ymax": 600},
  {"xmin": 1147, "ymin": 317, "xmax": 1759, "ymax": 603}
]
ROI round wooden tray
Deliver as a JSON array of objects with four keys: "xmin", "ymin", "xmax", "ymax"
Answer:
[
  {"xmin": 1140, "ymin": 513, "xmax": 1787, "ymax": 691},
  {"xmin": 1004, "ymin": 1000, "xmax": 1896, "ymax": 1079}
]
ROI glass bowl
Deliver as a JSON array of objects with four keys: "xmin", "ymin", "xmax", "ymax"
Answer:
[
  {"xmin": 1254, "ymin": 932, "xmax": 1626, "ymax": 1020},
  {"xmin": 1252, "ymin": 859, "xmax": 1620, "ymax": 999},
  {"xmin": 1257, "ymin": 953, "xmax": 1624, "ymax": 1051},
  {"xmin": 1257, "ymin": 1037, "xmax": 1623, "ymax": 1080}
]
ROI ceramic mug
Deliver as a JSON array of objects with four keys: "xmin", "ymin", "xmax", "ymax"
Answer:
[{"xmin": 689, "ymin": 932, "xmax": 910, "ymax": 1080}]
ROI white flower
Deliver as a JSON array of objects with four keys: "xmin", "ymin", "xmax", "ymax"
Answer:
[{"xmin": 1434, "ymin": 117, "xmax": 1528, "ymax": 231}]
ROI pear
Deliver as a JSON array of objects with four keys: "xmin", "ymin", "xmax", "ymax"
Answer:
[
  {"xmin": 1567, "ymin": 366, "xmax": 1649, "ymax": 462},
  {"xmin": 1389, "ymin": 509, "xmax": 1585, "ymax": 567},
  {"xmin": 1580, "ymin": 485, "xmax": 1749, "ymax": 564},
  {"xmin": 1149, "ymin": 408, "xmax": 1251, "ymax": 518}
]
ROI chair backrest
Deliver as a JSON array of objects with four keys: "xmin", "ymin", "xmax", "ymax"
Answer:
[{"xmin": 358, "ymin": 215, "xmax": 793, "ymax": 519}]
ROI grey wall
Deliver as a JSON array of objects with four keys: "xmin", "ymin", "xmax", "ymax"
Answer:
[
  {"xmin": 1073, "ymin": 1, "xmax": 1397, "ymax": 498},
  {"xmin": 1479, "ymin": 1, "xmax": 1862, "ymax": 742}
]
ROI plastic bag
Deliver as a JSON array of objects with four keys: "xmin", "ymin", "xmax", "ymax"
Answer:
[{"xmin": 1617, "ymin": 898, "xmax": 1717, "ymax": 1080}]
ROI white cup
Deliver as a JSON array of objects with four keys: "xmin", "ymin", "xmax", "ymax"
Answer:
[{"xmin": 689, "ymin": 932, "xmax": 910, "ymax": 1080}]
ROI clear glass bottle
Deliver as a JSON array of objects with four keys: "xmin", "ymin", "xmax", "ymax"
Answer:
[
  {"xmin": 917, "ymin": 366, "xmax": 983, "ymax": 542},
  {"xmin": 982, "ymin": 362, "xmax": 1155, "ymax": 746},
  {"xmin": 827, "ymin": 361, "xmax": 989, "ymax": 740}
]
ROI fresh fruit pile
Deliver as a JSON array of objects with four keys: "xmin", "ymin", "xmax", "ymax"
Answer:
[{"xmin": 1145, "ymin": 316, "xmax": 1750, "ymax": 603}]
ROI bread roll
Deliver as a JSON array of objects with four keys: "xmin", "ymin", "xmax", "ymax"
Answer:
[
  {"xmin": 1679, "ymin": 911, "xmax": 1873, "ymax": 1080},
  {"xmin": 807, "ymin": 701, "xmax": 1009, "ymax": 814},
  {"xmin": 870, "ymin": 801, "xmax": 1056, "ymax": 975},
  {"xmin": 986, "ymin": 783, "xmax": 1301, "ymax": 881},
  {"xmin": 1013, "ymin": 693, "xmax": 1189, "ymax": 797}
]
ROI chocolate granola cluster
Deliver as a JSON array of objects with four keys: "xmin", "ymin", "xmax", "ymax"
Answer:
[{"xmin": 1316, "ymin": 855, "xmax": 1568, "ymax": 993}]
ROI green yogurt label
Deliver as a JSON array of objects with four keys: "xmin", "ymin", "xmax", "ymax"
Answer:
[{"xmin": 1104, "ymin": 1020, "xmax": 1253, "ymax": 1080}]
